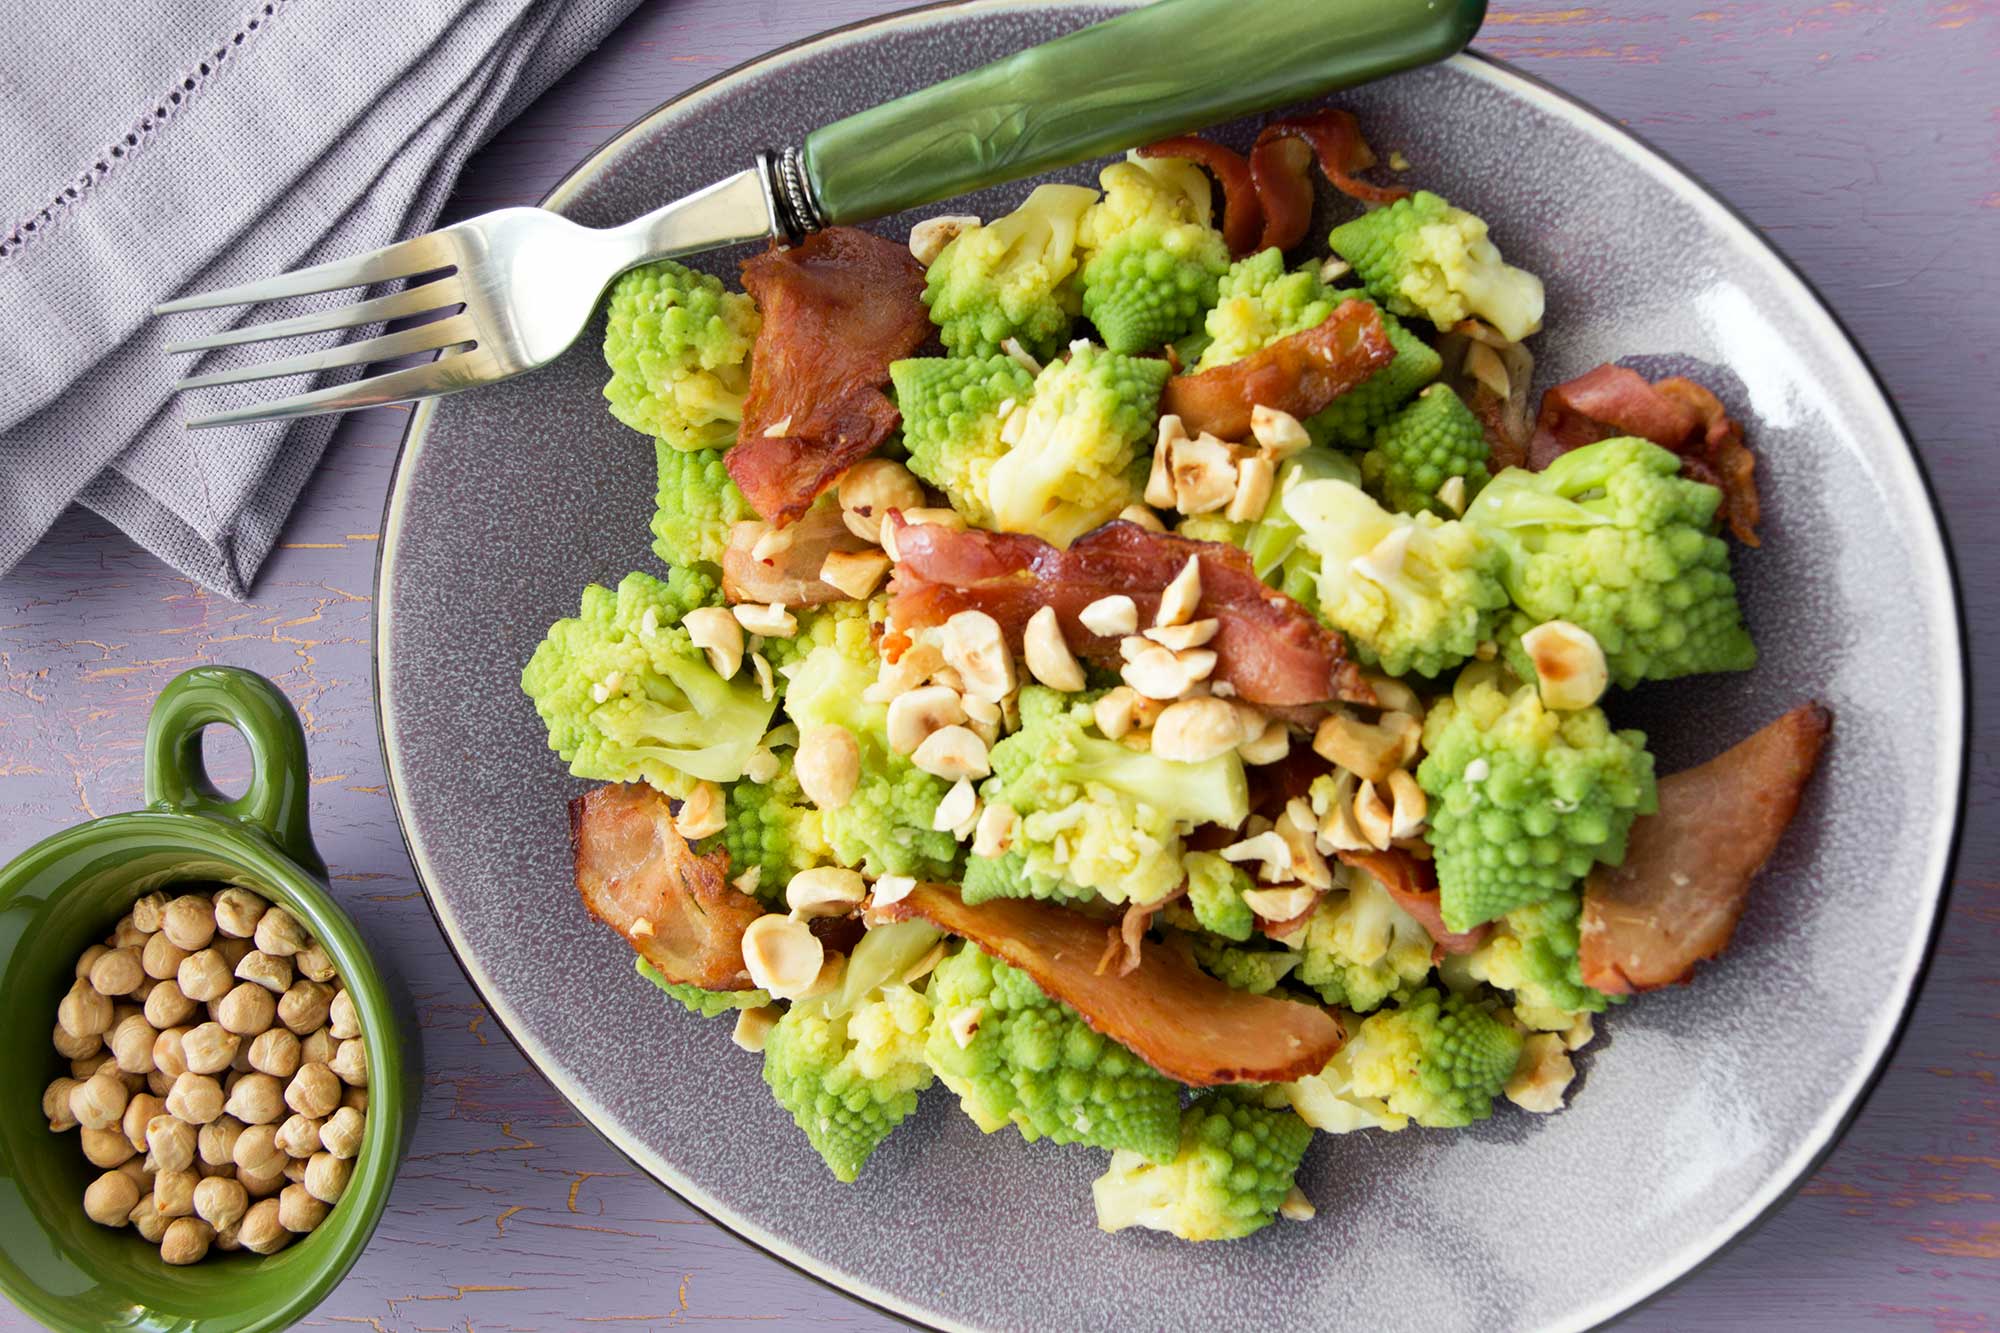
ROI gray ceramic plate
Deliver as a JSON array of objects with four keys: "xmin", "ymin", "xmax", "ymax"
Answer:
[{"xmin": 374, "ymin": 5, "xmax": 1966, "ymax": 1329}]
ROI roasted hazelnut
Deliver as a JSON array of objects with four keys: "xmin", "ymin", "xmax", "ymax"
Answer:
[
  {"xmin": 71, "ymin": 1052, "xmax": 113, "ymax": 1081},
  {"xmin": 235, "ymin": 949, "xmax": 293, "ymax": 996},
  {"xmin": 84, "ymin": 1170, "xmax": 141, "ymax": 1226},
  {"xmin": 129, "ymin": 1194, "xmax": 168, "ymax": 1243},
  {"xmin": 215, "ymin": 936, "xmax": 254, "ymax": 970},
  {"xmin": 283, "ymin": 1156, "xmax": 308, "ymax": 1185},
  {"xmin": 181, "ymin": 1021, "xmax": 240, "ymax": 1076},
  {"xmin": 154, "ymin": 1168, "xmax": 198, "ymax": 1219},
  {"xmin": 339, "ymin": 1085, "xmax": 368, "ymax": 1114},
  {"xmin": 198, "ymin": 1115, "xmax": 245, "ymax": 1167},
  {"xmin": 292, "ymin": 941, "xmax": 336, "ymax": 984},
  {"xmin": 161, "ymin": 895, "xmax": 217, "ymax": 952},
  {"xmin": 120, "ymin": 1093, "xmax": 165, "ymax": 1152},
  {"xmin": 75, "ymin": 943, "xmax": 112, "ymax": 981},
  {"xmin": 80, "ymin": 1126, "xmax": 137, "ymax": 1168},
  {"xmin": 238, "ymin": 1198, "xmax": 291, "ymax": 1254},
  {"xmin": 274, "ymin": 1113, "xmax": 322, "ymax": 1159},
  {"xmin": 146, "ymin": 1114, "xmax": 197, "ymax": 1173},
  {"xmin": 110, "ymin": 914, "xmax": 148, "ymax": 950},
  {"xmin": 285, "ymin": 1062, "xmax": 341, "ymax": 1119},
  {"xmin": 59, "ymin": 979, "xmax": 114, "ymax": 1040},
  {"xmin": 151, "ymin": 1026, "xmax": 190, "ymax": 1079},
  {"xmin": 277, "ymin": 980, "xmax": 333, "ymax": 1035},
  {"xmin": 213, "ymin": 887, "xmax": 266, "ymax": 939},
  {"xmin": 330, "ymin": 1039, "xmax": 367, "ymax": 1088},
  {"xmin": 52, "ymin": 1021, "xmax": 102, "ymax": 1061},
  {"xmin": 164, "ymin": 1072, "xmax": 223, "ymax": 1125},
  {"xmin": 319, "ymin": 1106, "xmax": 364, "ymax": 1160},
  {"xmin": 215, "ymin": 982, "xmax": 276, "ymax": 1036},
  {"xmin": 277, "ymin": 1183, "xmax": 328, "ymax": 1233},
  {"xmin": 192, "ymin": 1175, "xmax": 248, "ymax": 1232},
  {"xmin": 44, "ymin": 1077, "xmax": 82, "ymax": 1132},
  {"xmin": 143, "ymin": 979, "xmax": 198, "ymax": 1030},
  {"xmin": 88, "ymin": 946, "xmax": 145, "ymax": 998},
  {"xmin": 299, "ymin": 1028, "xmax": 336, "ymax": 1066},
  {"xmin": 131, "ymin": 892, "xmax": 170, "ymax": 935},
  {"xmin": 146, "ymin": 1069, "xmax": 176, "ymax": 1098},
  {"xmin": 176, "ymin": 948, "xmax": 233, "ymax": 1004},
  {"xmin": 326, "ymin": 989, "xmax": 359, "ymax": 1041},
  {"xmin": 224, "ymin": 1072, "xmax": 287, "ymax": 1125},
  {"xmin": 70, "ymin": 1072, "xmax": 129, "ymax": 1131},
  {"xmin": 253, "ymin": 907, "xmax": 307, "ymax": 958},
  {"xmin": 303, "ymin": 1151, "xmax": 351, "ymax": 1205},
  {"xmin": 109, "ymin": 1014, "xmax": 158, "ymax": 1075},
  {"xmin": 159, "ymin": 1216, "xmax": 213, "ymax": 1265},
  {"xmin": 115, "ymin": 1156, "xmax": 154, "ymax": 1193},
  {"xmin": 141, "ymin": 932, "xmax": 190, "ymax": 982},
  {"xmin": 247, "ymin": 1028, "xmax": 301, "ymax": 1078}
]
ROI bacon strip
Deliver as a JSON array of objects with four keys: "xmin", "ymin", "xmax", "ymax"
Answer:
[
  {"xmin": 720, "ymin": 502, "xmax": 874, "ymax": 608},
  {"xmin": 881, "ymin": 882, "xmax": 1342, "ymax": 1085},
  {"xmin": 1337, "ymin": 848, "xmax": 1490, "ymax": 957},
  {"xmin": 1162, "ymin": 299, "xmax": 1393, "ymax": 440},
  {"xmin": 1248, "ymin": 134, "xmax": 1315, "ymax": 254},
  {"xmin": 570, "ymin": 784, "xmax": 766, "ymax": 991},
  {"xmin": 1098, "ymin": 887, "xmax": 1189, "ymax": 978},
  {"xmin": 728, "ymin": 228, "xmax": 929, "ymax": 525},
  {"xmin": 1141, "ymin": 136, "xmax": 1261, "ymax": 257},
  {"xmin": 1528, "ymin": 363, "xmax": 1762, "ymax": 545},
  {"xmin": 1258, "ymin": 109, "xmax": 1409, "ymax": 209},
  {"xmin": 1579, "ymin": 703, "xmax": 1831, "ymax": 995},
  {"xmin": 888, "ymin": 518, "xmax": 1372, "ymax": 707}
]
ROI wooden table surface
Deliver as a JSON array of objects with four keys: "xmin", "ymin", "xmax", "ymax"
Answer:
[{"xmin": 3, "ymin": 1, "xmax": 1994, "ymax": 1328}]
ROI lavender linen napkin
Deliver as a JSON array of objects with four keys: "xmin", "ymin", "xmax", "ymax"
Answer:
[{"xmin": 0, "ymin": 0, "xmax": 643, "ymax": 597}]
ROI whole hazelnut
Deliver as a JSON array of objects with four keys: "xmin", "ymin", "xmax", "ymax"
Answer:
[
  {"xmin": 193, "ymin": 1175, "xmax": 249, "ymax": 1231},
  {"xmin": 198, "ymin": 1115, "xmax": 245, "ymax": 1167},
  {"xmin": 109, "ymin": 1014, "xmax": 158, "ymax": 1075},
  {"xmin": 129, "ymin": 1194, "xmax": 169, "ymax": 1243},
  {"xmin": 253, "ymin": 906, "xmax": 308, "ymax": 958},
  {"xmin": 248, "ymin": 1028, "xmax": 301, "ymax": 1078},
  {"xmin": 154, "ymin": 1168, "xmax": 198, "ymax": 1219},
  {"xmin": 225, "ymin": 1072, "xmax": 287, "ymax": 1126},
  {"xmin": 80, "ymin": 1126, "xmax": 137, "ymax": 1169},
  {"xmin": 142, "ymin": 979, "xmax": 198, "ymax": 1030},
  {"xmin": 327, "ymin": 990, "xmax": 359, "ymax": 1041},
  {"xmin": 120, "ymin": 1092, "xmax": 165, "ymax": 1152},
  {"xmin": 176, "ymin": 948, "xmax": 234, "ymax": 1004},
  {"xmin": 58, "ymin": 980, "xmax": 113, "ymax": 1040},
  {"xmin": 161, "ymin": 895, "xmax": 217, "ymax": 952},
  {"xmin": 146, "ymin": 1114, "xmax": 197, "ymax": 1173},
  {"xmin": 43, "ymin": 1077, "xmax": 82, "ymax": 1132},
  {"xmin": 238, "ymin": 1198, "xmax": 291, "ymax": 1254},
  {"xmin": 131, "ymin": 892, "xmax": 170, "ymax": 935},
  {"xmin": 83, "ymin": 1170, "xmax": 141, "ymax": 1226},
  {"xmin": 164, "ymin": 1072, "xmax": 223, "ymax": 1125},
  {"xmin": 159, "ymin": 1216, "xmax": 214, "ymax": 1265},
  {"xmin": 277, "ymin": 1183, "xmax": 328, "ymax": 1233},
  {"xmin": 275, "ymin": 1113, "xmax": 322, "ymax": 1159},
  {"xmin": 88, "ymin": 946, "xmax": 146, "ymax": 998},
  {"xmin": 303, "ymin": 1151, "xmax": 351, "ymax": 1205},
  {"xmin": 285, "ymin": 1062, "xmax": 341, "ymax": 1119},
  {"xmin": 319, "ymin": 1105, "xmax": 365, "ymax": 1159},
  {"xmin": 69, "ymin": 1072, "xmax": 129, "ymax": 1131},
  {"xmin": 212, "ymin": 887, "xmax": 266, "ymax": 939},
  {"xmin": 215, "ymin": 982, "xmax": 276, "ymax": 1036},
  {"xmin": 277, "ymin": 980, "xmax": 333, "ymax": 1035},
  {"xmin": 180, "ymin": 1021, "xmax": 240, "ymax": 1076},
  {"xmin": 141, "ymin": 932, "xmax": 190, "ymax": 982}
]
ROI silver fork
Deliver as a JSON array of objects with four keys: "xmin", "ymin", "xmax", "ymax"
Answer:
[{"xmin": 155, "ymin": 162, "xmax": 791, "ymax": 429}]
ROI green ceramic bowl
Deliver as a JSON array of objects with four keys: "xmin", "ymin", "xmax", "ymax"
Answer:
[{"xmin": 0, "ymin": 666, "xmax": 408, "ymax": 1333}]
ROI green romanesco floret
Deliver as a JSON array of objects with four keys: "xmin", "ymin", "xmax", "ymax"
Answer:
[
  {"xmin": 1305, "ymin": 308, "xmax": 1444, "ymax": 448},
  {"xmin": 1188, "ymin": 936, "xmax": 1302, "ymax": 996},
  {"xmin": 1184, "ymin": 851, "xmax": 1255, "ymax": 942},
  {"xmin": 650, "ymin": 441, "xmax": 755, "ymax": 571},
  {"xmin": 603, "ymin": 259, "xmax": 759, "ymax": 450},
  {"xmin": 520, "ymin": 571, "xmax": 774, "ymax": 797},
  {"xmin": 758, "ymin": 594, "xmax": 884, "ymax": 675},
  {"xmin": 1465, "ymin": 436, "xmax": 1758, "ymax": 687},
  {"xmin": 926, "ymin": 944, "xmax": 1182, "ymax": 1161},
  {"xmin": 981, "ymin": 687, "xmax": 1249, "ymax": 905},
  {"xmin": 1418, "ymin": 668, "xmax": 1657, "ymax": 932},
  {"xmin": 922, "ymin": 183, "xmax": 1099, "ymax": 359},
  {"xmin": 1268, "ymin": 987, "xmax": 1523, "ymax": 1133},
  {"xmin": 960, "ymin": 850, "xmax": 1094, "ymax": 907},
  {"xmin": 779, "ymin": 619, "xmax": 960, "ymax": 880},
  {"xmin": 985, "ymin": 342, "xmax": 1170, "ymax": 546},
  {"xmin": 1362, "ymin": 382, "xmax": 1490, "ymax": 517},
  {"xmin": 1076, "ymin": 153, "xmax": 1231, "ymax": 354},
  {"xmin": 636, "ymin": 958, "xmax": 771, "ymax": 1018},
  {"xmin": 890, "ymin": 354, "xmax": 1038, "ymax": 527},
  {"xmin": 1293, "ymin": 852, "xmax": 1436, "ymax": 1012},
  {"xmin": 1192, "ymin": 248, "xmax": 1337, "ymax": 371},
  {"xmin": 1283, "ymin": 477, "xmax": 1509, "ymax": 677},
  {"xmin": 714, "ymin": 763, "xmax": 825, "ymax": 900},
  {"xmin": 762, "ymin": 920, "xmax": 941, "ymax": 1182},
  {"xmin": 1092, "ymin": 1090, "xmax": 1313, "ymax": 1241},
  {"xmin": 1328, "ymin": 191, "xmax": 1545, "ymax": 342},
  {"xmin": 1441, "ymin": 886, "xmax": 1615, "ymax": 1030},
  {"xmin": 1178, "ymin": 447, "xmax": 1360, "ymax": 589}
]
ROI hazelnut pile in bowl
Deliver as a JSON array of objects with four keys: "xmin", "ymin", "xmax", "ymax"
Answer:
[{"xmin": 43, "ymin": 887, "xmax": 369, "ymax": 1264}]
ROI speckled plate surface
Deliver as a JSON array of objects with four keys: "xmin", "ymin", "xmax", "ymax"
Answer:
[{"xmin": 373, "ymin": 6, "xmax": 1966, "ymax": 1330}]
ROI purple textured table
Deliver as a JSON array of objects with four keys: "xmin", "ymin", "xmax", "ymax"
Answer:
[{"xmin": 3, "ymin": 2, "xmax": 1995, "ymax": 1329}]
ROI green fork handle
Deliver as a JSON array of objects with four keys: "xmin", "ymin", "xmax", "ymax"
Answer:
[{"xmin": 802, "ymin": 0, "xmax": 1486, "ymax": 225}]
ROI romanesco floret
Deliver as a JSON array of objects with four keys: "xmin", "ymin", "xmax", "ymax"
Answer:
[
  {"xmin": 1092, "ymin": 1091, "xmax": 1313, "ymax": 1241},
  {"xmin": 985, "ymin": 342, "xmax": 1171, "ymax": 547},
  {"xmin": 1417, "ymin": 669, "xmax": 1657, "ymax": 932},
  {"xmin": 1178, "ymin": 447, "xmax": 1360, "ymax": 587},
  {"xmin": 1361, "ymin": 382, "xmax": 1490, "ymax": 517},
  {"xmin": 715, "ymin": 764, "xmax": 824, "ymax": 900},
  {"xmin": 1327, "ymin": 191, "xmax": 1545, "ymax": 342},
  {"xmin": 1292, "ymin": 855, "xmax": 1436, "ymax": 1012},
  {"xmin": 960, "ymin": 850, "xmax": 1093, "ymax": 907},
  {"xmin": 1077, "ymin": 153, "xmax": 1231, "ymax": 354},
  {"xmin": 520, "ymin": 571, "xmax": 775, "ymax": 796},
  {"xmin": 1284, "ymin": 477, "xmax": 1509, "ymax": 677},
  {"xmin": 636, "ymin": 958, "xmax": 771, "ymax": 1018},
  {"xmin": 927, "ymin": 944, "xmax": 1182, "ymax": 1161},
  {"xmin": 922, "ymin": 183, "xmax": 1098, "ymax": 359},
  {"xmin": 758, "ymin": 594, "xmax": 884, "ymax": 674},
  {"xmin": 1192, "ymin": 248, "xmax": 1337, "ymax": 371},
  {"xmin": 1188, "ymin": 936, "xmax": 1302, "ymax": 996},
  {"xmin": 762, "ymin": 921, "xmax": 941, "ymax": 1182},
  {"xmin": 1441, "ymin": 887, "xmax": 1615, "ymax": 1030},
  {"xmin": 650, "ymin": 441, "xmax": 754, "ymax": 571},
  {"xmin": 1465, "ymin": 437, "xmax": 1758, "ymax": 687},
  {"xmin": 780, "ymin": 623, "xmax": 960, "ymax": 880},
  {"xmin": 1270, "ymin": 988, "xmax": 1523, "ymax": 1133},
  {"xmin": 1184, "ymin": 851, "xmax": 1255, "ymax": 941},
  {"xmin": 890, "ymin": 354, "xmax": 1037, "ymax": 527},
  {"xmin": 1305, "ymin": 308, "xmax": 1444, "ymax": 448},
  {"xmin": 981, "ymin": 687, "xmax": 1249, "ymax": 905},
  {"xmin": 603, "ymin": 259, "xmax": 759, "ymax": 450}
]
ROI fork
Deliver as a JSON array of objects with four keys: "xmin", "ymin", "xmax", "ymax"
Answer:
[{"xmin": 157, "ymin": 0, "xmax": 1484, "ymax": 429}]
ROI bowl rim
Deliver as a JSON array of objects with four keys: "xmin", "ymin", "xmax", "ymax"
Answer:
[
  {"xmin": 0, "ymin": 809, "xmax": 408, "ymax": 1333},
  {"xmin": 371, "ymin": 5, "xmax": 1970, "ymax": 1330}
]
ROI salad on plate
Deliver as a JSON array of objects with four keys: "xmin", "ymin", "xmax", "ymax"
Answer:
[{"xmin": 521, "ymin": 106, "xmax": 1829, "ymax": 1243}]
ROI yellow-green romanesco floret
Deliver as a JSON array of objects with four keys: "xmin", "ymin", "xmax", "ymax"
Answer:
[
  {"xmin": 520, "ymin": 571, "xmax": 774, "ymax": 797},
  {"xmin": 960, "ymin": 849, "xmax": 1092, "ymax": 907},
  {"xmin": 922, "ymin": 183, "xmax": 1098, "ymax": 359},
  {"xmin": 602, "ymin": 258, "xmax": 759, "ymax": 450},
  {"xmin": 1440, "ymin": 886, "xmax": 1617, "ymax": 1031},
  {"xmin": 1465, "ymin": 436, "xmax": 1759, "ymax": 687},
  {"xmin": 1284, "ymin": 476, "xmax": 1509, "ymax": 678},
  {"xmin": 1292, "ymin": 851, "xmax": 1436, "ymax": 1012},
  {"xmin": 1268, "ymin": 988, "xmax": 1524, "ymax": 1133},
  {"xmin": 1417, "ymin": 668, "xmax": 1657, "ymax": 932},
  {"xmin": 1328, "ymin": 190, "xmax": 1545, "ymax": 342},
  {"xmin": 761, "ymin": 921, "xmax": 940, "ymax": 1182},
  {"xmin": 1361, "ymin": 382, "xmax": 1490, "ymax": 517},
  {"xmin": 1187, "ymin": 936, "xmax": 1302, "ymax": 996},
  {"xmin": 1191, "ymin": 247, "xmax": 1337, "ymax": 371},
  {"xmin": 1184, "ymin": 850, "xmax": 1255, "ymax": 941},
  {"xmin": 927, "ymin": 943, "xmax": 1182, "ymax": 1161},
  {"xmin": 889, "ymin": 353, "xmax": 1038, "ymax": 527},
  {"xmin": 636, "ymin": 958, "xmax": 771, "ymax": 1018},
  {"xmin": 650, "ymin": 440, "xmax": 755, "ymax": 571},
  {"xmin": 1076, "ymin": 152, "xmax": 1231, "ymax": 354},
  {"xmin": 711, "ymin": 762, "xmax": 826, "ymax": 902},
  {"xmin": 979, "ymin": 686, "xmax": 1248, "ymax": 905},
  {"xmin": 1305, "ymin": 306, "xmax": 1444, "ymax": 448},
  {"xmin": 1092, "ymin": 1090, "xmax": 1313, "ymax": 1241},
  {"xmin": 984, "ymin": 341, "xmax": 1171, "ymax": 547},
  {"xmin": 779, "ymin": 615, "xmax": 960, "ymax": 880}
]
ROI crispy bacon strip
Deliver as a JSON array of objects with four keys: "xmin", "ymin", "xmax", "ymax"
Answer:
[
  {"xmin": 888, "ymin": 518, "xmax": 1372, "ymax": 707},
  {"xmin": 570, "ymin": 784, "xmax": 765, "ymax": 990},
  {"xmin": 728, "ymin": 227, "xmax": 929, "ymax": 525},
  {"xmin": 1248, "ymin": 134, "xmax": 1315, "ymax": 254},
  {"xmin": 721, "ymin": 503, "xmax": 874, "ymax": 607},
  {"xmin": 1162, "ymin": 299, "xmax": 1393, "ymax": 440},
  {"xmin": 1259, "ymin": 109, "xmax": 1409, "ymax": 208},
  {"xmin": 1337, "ymin": 848, "xmax": 1490, "ymax": 957},
  {"xmin": 881, "ymin": 882, "xmax": 1342, "ymax": 1085},
  {"xmin": 1528, "ymin": 363, "xmax": 1762, "ymax": 545},
  {"xmin": 1098, "ymin": 887, "xmax": 1188, "ymax": 978},
  {"xmin": 1141, "ymin": 136, "xmax": 1261, "ymax": 257},
  {"xmin": 1579, "ymin": 703, "xmax": 1832, "ymax": 995}
]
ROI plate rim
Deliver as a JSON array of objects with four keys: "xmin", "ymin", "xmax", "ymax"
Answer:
[{"xmin": 370, "ymin": 5, "xmax": 1971, "ymax": 1329}]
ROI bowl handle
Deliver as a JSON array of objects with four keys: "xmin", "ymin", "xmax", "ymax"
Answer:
[{"xmin": 143, "ymin": 666, "xmax": 328, "ymax": 879}]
